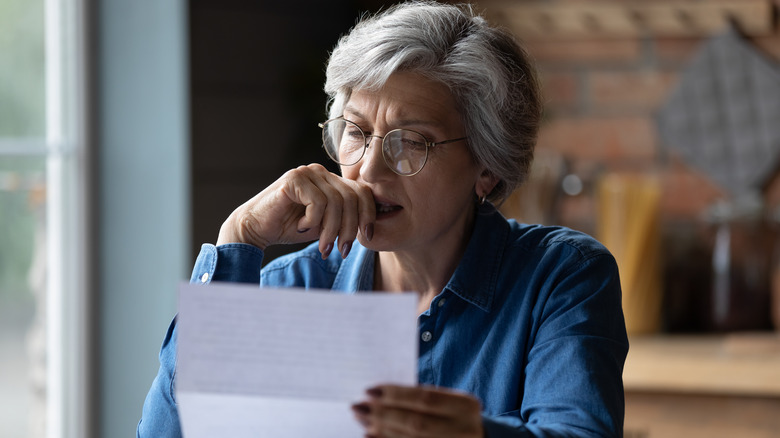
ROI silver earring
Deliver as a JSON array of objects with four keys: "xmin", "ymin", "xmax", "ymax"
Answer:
[{"xmin": 479, "ymin": 195, "xmax": 486, "ymax": 205}]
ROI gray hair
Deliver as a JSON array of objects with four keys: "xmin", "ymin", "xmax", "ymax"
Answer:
[{"xmin": 324, "ymin": 1, "xmax": 542, "ymax": 203}]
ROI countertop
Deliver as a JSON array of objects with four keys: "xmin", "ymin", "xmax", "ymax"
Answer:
[{"xmin": 623, "ymin": 332, "xmax": 780, "ymax": 397}]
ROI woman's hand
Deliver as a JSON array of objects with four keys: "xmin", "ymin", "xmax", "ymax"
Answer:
[
  {"xmin": 352, "ymin": 384, "xmax": 484, "ymax": 438},
  {"xmin": 217, "ymin": 164, "xmax": 376, "ymax": 258}
]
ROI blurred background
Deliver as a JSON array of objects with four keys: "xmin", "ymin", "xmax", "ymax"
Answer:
[{"xmin": 1, "ymin": 0, "xmax": 779, "ymax": 437}]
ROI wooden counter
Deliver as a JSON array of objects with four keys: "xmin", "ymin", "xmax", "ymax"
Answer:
[
  {"xmin": 623, "ymin": 333, "xmax": 780, "ymax": 438},
  {"xmin": 624, "ymin": 333, "xmax": 780, "ymax": 396}
]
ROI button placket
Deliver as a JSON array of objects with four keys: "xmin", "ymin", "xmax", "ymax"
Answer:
[{"xmin": 416, "ymin": 315, "xmax": 436, "ymax": 384}]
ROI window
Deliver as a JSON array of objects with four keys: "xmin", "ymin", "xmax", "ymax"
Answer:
[{"xmin": 0, "ymin": 0, "xmax": 90, "ymax": 436}]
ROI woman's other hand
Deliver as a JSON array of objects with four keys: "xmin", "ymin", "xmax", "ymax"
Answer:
[
  {"xmin": 352, "ymin": 385, "xmax": 483, "ymax": 438},
  {"xmin": 216, "ymin": 163, "xmax": 375, "ymax": 259}
]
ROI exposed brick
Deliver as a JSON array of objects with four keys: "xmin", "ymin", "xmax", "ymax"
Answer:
[
  {"xmin": 659, "ymin": 157, "xmax": 725, "ymax": 220},
  {"xmin": 525, "ymin": 39, "xmax": 642, "ymax": 64},
  {"xmin": 653, "ymin": 37, "xmax": 704, "ymax": 63},
  {"xmin": 589, "ymin": 70, "xmax": 679, "ymax": 110},
  {"xmin": 537, "ymin": 116, "xmax": 658, "ymax": 164},
  {"xmin": 538, "ymin": 70, "xmax": 580, "ymax": 110}
]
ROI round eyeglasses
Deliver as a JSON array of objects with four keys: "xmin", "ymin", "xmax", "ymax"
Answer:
[{"xmin": 319, "ymin": 117, "xmax": 468, "ymax": 176}]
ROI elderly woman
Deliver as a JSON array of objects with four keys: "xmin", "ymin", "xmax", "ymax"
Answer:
[{"xmin": 138, "ymin": 1, "xmax": 628, "ymax": 437}]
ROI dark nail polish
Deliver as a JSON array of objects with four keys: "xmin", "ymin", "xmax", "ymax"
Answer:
[
  {"xmin": 322, "ymin": 242, "xmax": 333, "ymax": 259},
  {"xmin": 341, "ymin": 240, "xmax": 353, "ymax": 259},
  {"xmin": 297, "ymin": 228, "xmax": 310, "ymax": 233},
  {"xmin": 366, "ymin": 387, "xmax": 383, "ymax": 398},
  {"xmin": 351, "ymin": 402, "xmax": 371, "ymax": 415},
  {"xmin": 364, "ymin": 223, "xmax": 374, "ymax": 241}
]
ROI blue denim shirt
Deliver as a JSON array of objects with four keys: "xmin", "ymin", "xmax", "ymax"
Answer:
[{"xmin": 138, "ymin": 204, "xmax": 628, "ymax": 437}]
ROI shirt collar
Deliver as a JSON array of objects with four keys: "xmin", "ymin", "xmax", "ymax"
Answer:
[
  {"xmin": 444, "ymin": 203, "xmax": 508, "ymax": 312},
  {"xmin": 332, "ymin": 203, "xmax": 509, "ymax": 312}
]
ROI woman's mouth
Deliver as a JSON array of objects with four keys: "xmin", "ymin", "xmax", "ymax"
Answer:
[{"xmin": 375, "ymin": 202, "xmax": 402, "ymax": 218}]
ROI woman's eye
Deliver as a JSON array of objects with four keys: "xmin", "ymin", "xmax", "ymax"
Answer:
[
  {"xmin": 402, "ymin": 138, "xmax": 426, "ymax": 150},
  {"xmin": 345, "ymin": 128, "xmax": 364, "ymax": 138}
]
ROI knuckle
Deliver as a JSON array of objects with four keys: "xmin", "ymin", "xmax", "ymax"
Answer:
[
  {"xmin": 307, "ymin": 163, "xmax": 327, "ymax": 173},
  {"xmin": 285, "ymin": 167, "xmax": 305, "ymax": 181},
  {"xmin": 289, "ymin": 163, "xmax": 323, "ymax": 178}
]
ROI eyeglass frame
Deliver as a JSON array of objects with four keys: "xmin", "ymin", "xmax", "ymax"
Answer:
[{"xmin": 318, "ymin": 116, "xmax": 468, "ymax": 176}]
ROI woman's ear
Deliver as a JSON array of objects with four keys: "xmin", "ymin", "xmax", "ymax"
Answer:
[{"xmin": 476, "ymin": 169, "xmax": 500, "ymax": 198}]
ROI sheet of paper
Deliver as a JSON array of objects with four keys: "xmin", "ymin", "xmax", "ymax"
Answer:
[{"xmin": 175, "ymin": 281, "xmax": 418, "ymax": 438}]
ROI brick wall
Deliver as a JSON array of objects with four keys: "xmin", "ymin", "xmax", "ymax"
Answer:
[
  {"xmin": 520, "ymin": 34, "xmax": 744, "ymax": 229},
  {"xmin": 490, "ymin": 1, "xmax": 780, "ymax": 332},
  {"xmin": 514, "ymin": 8, "xmax": 780, "ymax": 226}
]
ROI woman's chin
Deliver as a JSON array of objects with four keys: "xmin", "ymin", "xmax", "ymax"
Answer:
[{"xmin": 357, "ymin": 233, "xmax": 396, "ymax": 253}]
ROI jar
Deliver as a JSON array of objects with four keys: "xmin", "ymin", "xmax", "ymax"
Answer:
[{"xmin": 706, "ymin": 196, "xmax": 773, "ymax": 332}]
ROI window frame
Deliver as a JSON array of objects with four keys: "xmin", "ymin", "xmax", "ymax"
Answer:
[{"xmin": 43, "ymin": 0, "xmax": 93, "ymax": 437}]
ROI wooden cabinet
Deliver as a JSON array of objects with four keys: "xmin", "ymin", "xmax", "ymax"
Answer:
[{"xmin": 623, "ymin": 334, "xmax": 780, "ymax": 438}]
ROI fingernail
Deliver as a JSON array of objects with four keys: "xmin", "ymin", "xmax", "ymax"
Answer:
[
  {"xmin": 321, "ymin": 242, "xmax": 333, "ymax": 259},
  {"xmin": 366, "ymin": 387, "xmax": 383, "ymax": 398},
  {"xmin": 341, "ymin": 240, "xmax": 353, "ymax": 259},
  {"xmin": 297, "ymin": 228, "xmax": 310, "ymax": 233},
  {"xmin": 364, "ymin": 223, "xmax": 374, "ymax": 241},
  {"xmin": 351, "ymin": 402, "xmax": 371, "ymax": 415}
]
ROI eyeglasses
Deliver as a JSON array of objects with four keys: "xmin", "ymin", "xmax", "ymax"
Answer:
[{"xmin": 319, "ymin": 117, "xmax": 468, "ymax": 176}]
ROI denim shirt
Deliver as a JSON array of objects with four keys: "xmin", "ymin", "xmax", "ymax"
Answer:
[{"xmin": 138, "ymin": 204, "xmax": 628, "ymax": 437}]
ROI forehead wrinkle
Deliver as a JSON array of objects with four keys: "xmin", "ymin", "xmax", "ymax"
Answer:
[
  {"xmin": 343, "ymin": 101, "xmax": 447, "ymax": 131},
  {"xmin": 344, "ymin": 73, "xmax": 463, "ymax": 134},
  {"xmin": 342, "ymin": 103, "xmax": 366, "ymax": 120}
]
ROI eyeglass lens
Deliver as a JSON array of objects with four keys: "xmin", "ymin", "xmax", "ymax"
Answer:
[{"xmin": 322, "ymin": 119, "xmax": 428, "ymax": 175}]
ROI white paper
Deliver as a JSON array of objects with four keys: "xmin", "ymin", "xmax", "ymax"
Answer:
[{"xmin": 175, "ymin": 282, "xmax": 418, "ymax": 438}]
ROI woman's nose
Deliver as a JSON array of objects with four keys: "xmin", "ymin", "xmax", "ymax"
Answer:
[{"xmin": 359, "ymin": 136, "xmax": 391, "ymax": 181}]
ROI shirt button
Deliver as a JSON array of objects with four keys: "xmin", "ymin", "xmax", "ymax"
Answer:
[
  {"xmin": 437, "ymin": 298, "xmax": 446, "ymax": 308},
  {"xmin": 421, "ymin": 331, "xmax": 432, "ymax": 342},
  {"xmin": 200, "ymin": 273, "xmax": 209, "ymax": 283}
]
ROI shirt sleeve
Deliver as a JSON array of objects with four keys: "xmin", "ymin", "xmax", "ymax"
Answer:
[
  {"xmin": 484, "ymin": 252, "xmax": 628, "ymax": 438},
  {"xmin": 189, "ymin": 243, "xmax": 265, "ymax": 285},
  {"xmin": 137, "ymin": 318, "xmax": 181, "ymax": 437},
  {"xmin": 137, "ymin": 242, "xmax": 266, "ymax": 437}
]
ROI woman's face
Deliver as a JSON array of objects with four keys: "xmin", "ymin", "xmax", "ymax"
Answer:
[{"xmin": 341, "ymin": 71, "xmax": 490, "ymax": 255}]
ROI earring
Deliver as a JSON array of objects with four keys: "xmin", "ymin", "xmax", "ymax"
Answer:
[{"xmin": 479, "ymin": 194, "xmax": 486, "ymax": 205}]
